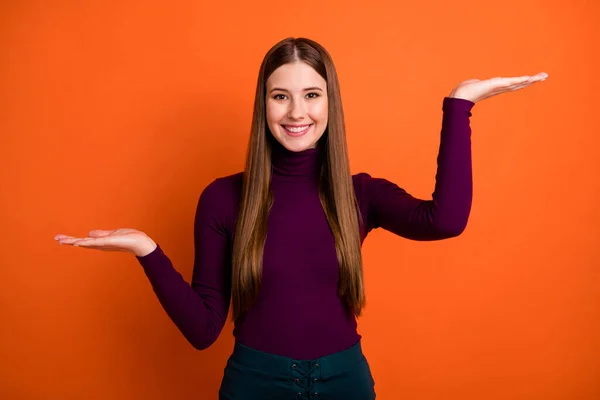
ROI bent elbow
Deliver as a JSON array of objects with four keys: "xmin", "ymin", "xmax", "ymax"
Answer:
[
  {"xmin": 183, "ymin": 322, "xmax": 223, "ymax": 351},
  {"xmin": 436, "ymin": 218, "xmax": 469, "ymax": 239},
  {"xmin": 445, "ymin": 225, "xmax": 466, "ymax": 238},
  {"xmin": 180, "ymin": 312, "xmax": 227, "ymax": 350},
  {"xmin": 188, "ymin": 334, "xmax": 219, "ymax": 351}
]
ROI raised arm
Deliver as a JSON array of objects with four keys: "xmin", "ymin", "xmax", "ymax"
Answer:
[
  {"xmin": 362, "ymin": 72, "xmax": 548, "ymax": 240},
  {"xmin": 363, "ymin": 97, "xmax": 474, "ymax": 240}
]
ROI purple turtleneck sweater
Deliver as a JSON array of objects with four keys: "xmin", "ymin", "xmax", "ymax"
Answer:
[{"xmin": 136, "ymin": 97, "xmax": 475, "ymax": 360}]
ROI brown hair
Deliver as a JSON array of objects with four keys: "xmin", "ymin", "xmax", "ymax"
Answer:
[{"xmin": 231, "ymin": 37, "xmax": 365, "ymax": 321}]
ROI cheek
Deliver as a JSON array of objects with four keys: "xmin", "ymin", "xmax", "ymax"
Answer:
[
  {"xmin": 309, "ymin": 100, "xmax": 328, "ymax": 123},
  {"xmin": 265, "ymin": 102, "xmax": 275, "ymax": 122},
  {"xmin": 266, "ymin": 102, "xmax": 284, "ymax": 127}
]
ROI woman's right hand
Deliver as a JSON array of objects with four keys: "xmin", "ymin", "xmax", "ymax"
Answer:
[{"xmin": 54, "ymin": 228, "xmax": 157, "ymax": 257}]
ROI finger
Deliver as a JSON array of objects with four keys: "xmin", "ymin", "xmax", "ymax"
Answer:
[
  {"xmin": 478, "ymin": 81, "xmax": 537, "ymax": 101},
  {"xmin": 54, "ymin": 234, "xmax": 73, "ymax": 240},
  {"xmin": 73, "ymin": 237, "xmax": 107, "ymax": 247},
  {"xmin": 88, "ymin": 229, "xmax": 116, "ymax": 238},
  {"xmin": 529, "ymin": 72, "xmax": 549, "ymax": 81},
  {"xmin": 114, "ymin": 228, "xmax": 138, "ymax": 234},
  {"xmin": 73, "ymin": 243, "xmax": 124, "ymax": 252},
  {"xmin": 73, "ymin": 239, "xmax": 128, "ymax": 252},
  {"xmin": 491, "ymin": 76, "xmax": 531, "ymax": 87},
  {"xmin": 524, "ymin": 73, "xmax": 548, "ymax": 84},
  {"xmin": 509, "ymin": 81, "xmax": 536, "ymax": 91},
  {"xmin": 74, "ymin": 236, "xmax": 124, "ymax": 248},
  {"xmin": 58, "ymin": 237, "xmax": 85, "ymax": 244},
  {"xmin": 508, "ymin": 77, "xmax": 547, "ymax": 91}
]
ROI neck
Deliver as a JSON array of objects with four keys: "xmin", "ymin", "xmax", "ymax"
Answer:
[{"xmin": 270, "ymin": 139, "xmax": 322, "ymax": 181}]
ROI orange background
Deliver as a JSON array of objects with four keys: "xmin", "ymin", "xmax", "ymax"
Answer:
[{"xmin": 1, "ymin": 1, "xmax": 599, "ymax": 399}]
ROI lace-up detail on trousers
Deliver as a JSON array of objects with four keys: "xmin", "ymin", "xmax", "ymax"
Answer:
[
  {"xmin": 218, "ymin": 340, "xmax": 375, "ymax": 399},
  {"xmin": 293, "ymin": 361, "xmax": 321, "ymax": 398}
]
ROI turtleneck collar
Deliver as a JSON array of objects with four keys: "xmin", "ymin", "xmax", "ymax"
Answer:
[{"xmin": 270, "ymin": 138, "xmax": 323, "ymax": 181}]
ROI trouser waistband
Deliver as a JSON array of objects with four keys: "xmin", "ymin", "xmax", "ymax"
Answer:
[{"xmin": 230, "ymin": 340, "xmax": 365, "ymax": 379}]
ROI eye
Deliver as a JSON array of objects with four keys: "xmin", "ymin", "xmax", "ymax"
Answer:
[
  {"xmin": 273, "ymin": 94, "xmax": 287, "ymax": 100},
  {"xmin": 306, "ymin": 92, "xmax": 320, "ymax": 99}
]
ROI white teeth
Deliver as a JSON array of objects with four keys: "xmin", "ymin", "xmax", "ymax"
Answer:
[{"xmin": 284, "ymin": 125, "xmax": 310, "ymax": 133}]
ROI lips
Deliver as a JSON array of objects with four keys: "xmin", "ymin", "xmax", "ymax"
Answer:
[{"xmin": 281, "ymin": 123, "xmax": 313, "ymax": 137}]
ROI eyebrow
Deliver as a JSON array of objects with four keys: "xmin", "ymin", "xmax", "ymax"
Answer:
[{"xmin": 269, "ymin": 87, "xmax": 324, "ymax": 93}]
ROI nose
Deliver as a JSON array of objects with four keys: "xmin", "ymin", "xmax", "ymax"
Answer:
[{"xmin": 288, "ymin": 98, "xmax": 306, "ymax": 120}]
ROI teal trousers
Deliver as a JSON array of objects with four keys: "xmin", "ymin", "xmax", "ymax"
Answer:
[{"xmin": 218, "ymin": 340, "xmax": 376, "ymax": 399}]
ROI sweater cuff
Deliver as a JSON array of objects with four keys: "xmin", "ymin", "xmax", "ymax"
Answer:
[
  {"xmin": 136, "ymin": 244, "xmax": 166, "ymax": 270},
  {"xmin": 443, "ymin": 96, "xmax": 475, "ymax": 114}
]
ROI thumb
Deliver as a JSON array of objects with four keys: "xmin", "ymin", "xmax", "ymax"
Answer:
[{"xmin": 88, "ymin": 229, "xmax": 115, "ymax": 237}]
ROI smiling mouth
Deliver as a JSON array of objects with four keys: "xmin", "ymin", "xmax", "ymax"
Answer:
[{"xmin": 281, "ymin": 124, "xmax": 313, "ymax": 136}]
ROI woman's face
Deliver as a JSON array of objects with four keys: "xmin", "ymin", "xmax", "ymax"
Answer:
[{"xmin": 265, "ymin": 61, "xmax": 328, "ymax": 152}]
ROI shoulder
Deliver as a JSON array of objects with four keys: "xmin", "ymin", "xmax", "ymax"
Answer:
[
  {"xmin": 352, "ymin": 172, "xmax": 383, "ymax": 235},
  {"xmin": 351, "ymin": 172, "xmax": 385, "ymax": 195},
  {"xmin": 196, "ymin": 172, "xmax": 243, "ymax": 234},
  {"xmin": 352, "ymin": 172, "xmax": 407, "ymax": 203},
  {"xmin": 203, "ymin": 171, "xmax": 243, "ymax": 198},
  {"xmin": 351, "ymin": 172, "xmax": 376, "ymax": 210},
  {"xmin": 352, "ymin": 172, "xmax": 373, "ymax": 184}
]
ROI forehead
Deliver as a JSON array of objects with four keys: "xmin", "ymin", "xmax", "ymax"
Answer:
[{"xmin": 266, "ymin": 62, "xmax": 326, "ymax": 90}]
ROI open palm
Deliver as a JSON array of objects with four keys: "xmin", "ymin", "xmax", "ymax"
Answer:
[
  {"xmin": 450, "ymin": 72, "xmax": 548, "ymax": 103},
  {"xmin": 54, "ymin": 228, "xmax": 156, "ymax": 257}
]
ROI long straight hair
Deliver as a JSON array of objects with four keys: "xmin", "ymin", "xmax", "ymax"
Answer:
[{"xmin": 231, "ymin": 37, "xmax": 365, "ymax": 321}]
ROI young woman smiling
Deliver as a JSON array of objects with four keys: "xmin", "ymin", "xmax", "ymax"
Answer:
[{"xmin": 55, "ymin": 37, "xmax": 547, "ymax": 399}]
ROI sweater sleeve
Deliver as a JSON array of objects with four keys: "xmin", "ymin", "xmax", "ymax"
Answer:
[
  {"xmin": 362, "ymin": 96, "xmax": 475, "ymax": 240},
  {"xmin": 135, "ymin": 179, "xmax": 232, "ymax": 349}
]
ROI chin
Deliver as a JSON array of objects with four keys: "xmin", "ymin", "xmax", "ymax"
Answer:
[{"xmin": 281, "ymin": 137, "xmax": 318, "ymax": 152}]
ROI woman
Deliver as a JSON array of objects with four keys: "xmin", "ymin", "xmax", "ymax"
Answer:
[{"xmin": 55, "ymin": 37, "xmax": 547, "ymax": 399}]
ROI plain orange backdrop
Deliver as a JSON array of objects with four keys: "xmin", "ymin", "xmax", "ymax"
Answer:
[{"xmin": 1, "ymin": 1, "xmax": 599, "ymax": 399}]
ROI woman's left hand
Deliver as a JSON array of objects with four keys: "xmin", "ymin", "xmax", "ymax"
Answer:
[{"xmin": 449, "ymin": 72, "xmax": 548, "ymax": 103}]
